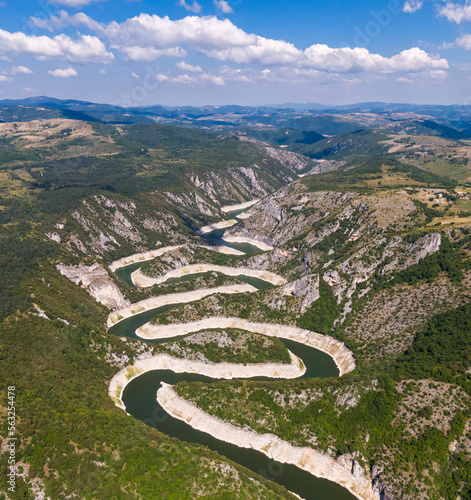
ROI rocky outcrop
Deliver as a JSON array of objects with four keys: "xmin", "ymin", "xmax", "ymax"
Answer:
[
  {"xmin": 408, "ymin": 232, "xmax": 441, "ymax": 262},
  {"xmin": 300, "ymin": 159, "xmax": 344, "ymax": 176},
  {"xmin": 132, "ymin": 265, "xmax": 286, "ymax": 288},
  {"xmin": 136, "ymin": 317, "xmax": 356, "ymax": 376},
  {"xmin": 157, "ymin": 384, "xmax": 379, "ymax": 500},
  {"xmin": 236, "ymin": 209, "xmax": 257, "ymax": 220},
  {"xmin": 381, "ymin": 232, "xmax": 441, "ymax": 275},
  {"xmin": 108, "ymin": 351, "xmax": 306, "ymax": 411},
  {"xmin": 282, "ymin": 275, "xmax": 320, "ymax": 313},
  {"xmin": 225, "ymin": 190, "xmax": 360, "ymax": 248},
  {"xmin": 323, "ymin": 270, "xmax": 341, "ymax": 287},
  {"xmin": 57, "ymin": 262, "xmax": 130, "ymax": 310},
  {"xmin": 106, "ymin": 285, "xmax": 257, "ymax": 329},
  {"xmin": 31, "ymin": 304, "xmax": 50, "ymax": 320},
  {"xmin": 263, "ymin": 146, "xmax": 311, "ymax": 173},
  {"xmin": 46, "ymin": 232, "xmax": 61, "ymax": 243}
]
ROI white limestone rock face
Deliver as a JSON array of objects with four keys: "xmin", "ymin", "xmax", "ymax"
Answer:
[
  {"xmin": 197, "ymin": 219, "xmax": 238, "ymax": 235},
  {"xmin": 220, "ymin": 199, "xmax": 259, "ymax": 213},
  {"xmin": 57, "ymin": 262, "xmax": 130, "ymax": 310},
  {"xmin": 221, "ymin": 235, "xmax": 274, "ymax": 251},
  {"xmin": 381, "ymin": 232, "xmax": 442, "ymax": 275},
  {"xmin": 409, "ymin": 232, "xmax": 441, "ymax": 262},
  {"xmin": 282, "ymin": 274, "xmax": 320, "ymax": 313},
  {"xmin": 46, "ymin": 232, "xmax": 61, "ymax": 243}
]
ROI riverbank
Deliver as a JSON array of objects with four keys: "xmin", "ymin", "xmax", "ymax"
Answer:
[
  {"xmin": 197, "ymin": 219, "xmax": 238, "ymax": 235},
  {"xmin": 222, "ymin": 235, "xmax": 274, "ymax": 251},
  {"xmin": 106, "ymin": 284, "xmax": 256, "ymax": 329},
  {"xmin": 109, "ymin": 350, "xmax": 306, "ymax": 411},
  {"xmin": 109, "ymin": 244, "xmax": 245, "ymax": 272},
  {"xmin": 221, "ymin": 199, "xmax": 259, "ymax": 213},
  {"xmin": 198, "ymin": 245, "xmax": 244, "ymax": 255},
  {"xmin": 157, "ymin": 384, "xmax": 380, "ymax": 500},
  {"xmin": 136, "ymin": 317, "xmax": 356, "ymax": 376},
  {"xmin": 131, "ymin": 265, "xmax": 286, "ymax": 288},
  {"xmin": 109, "ymin": 245, "xmax": 183, "ymax": 272}
]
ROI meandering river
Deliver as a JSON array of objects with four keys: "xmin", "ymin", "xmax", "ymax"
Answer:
[{"xmin": 108, "ymin": 216, "xmax": 357, "ymax": 500}]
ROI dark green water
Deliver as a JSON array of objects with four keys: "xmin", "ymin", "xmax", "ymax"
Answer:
[
  {"xmin": 115, "ymin": 261, "xmax": 145, "ymax": 287},
  {"xmin": 202, "ymin": 227, "xmax": 264, "ymax": 254}
]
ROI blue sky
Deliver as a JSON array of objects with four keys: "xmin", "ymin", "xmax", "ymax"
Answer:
[{"xmin": 0, "ymin": 0, "xmax": 470, "ymax": 106}]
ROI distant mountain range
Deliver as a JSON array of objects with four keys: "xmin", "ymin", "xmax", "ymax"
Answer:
[{"xmin": 2, "ymin": 96, "xmax": 471, "ymax": 142}]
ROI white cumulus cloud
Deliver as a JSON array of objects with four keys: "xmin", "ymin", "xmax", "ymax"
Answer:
[
  {"xmin": 175, "ymin": 74, "xmax": 198, "ymax": 83},
  {"xmin": 303, "ymin": 45, "xmax": 447, "ymax": 74},
  {"xmin": 178, "ymin": 0, "xmax": 201, "ymax": 13},
  {"xmin": 403, "ymin": 0, "xmax": 423, "ymax": 13},
  {"xmin": 456, "ymin": 33, "xmax": 471, "ymax": 49},
  {"xmin": 27, "ymin": 12, "xmax": 449, "ymax": 76},
  {"xmin": 203, "ymin": 36, "xmax": 302, "ymax": 64},
  {"xmin": 0, "ymin": 29, "xmax": 113, "ymax": 63},
  {"xmin": 48, "ymin": 66, "xmax": 78, "ymax": 77},
  {"xmin": 47, "ymin": 0, "xmax": 104, "ymax": 7},
  {"xmin": 176, "ymin": 60, "xmax": 202, "ymax": 72},
  {"xmin": 438, "ymin": 2, "xmax": 471, "ymax": 23},
  {"xmin": 429, "ymin": 69, "xmax": 448, "ymax": 78},
  {"xmin": 30, "ymin": 11, "xmax": 103, "ymax": 32},
  {"xmin": 12, "ymin": 66, "xmax": 33, "ymax": 74},
  {"xmin": 119, "ymin": 46, "xmax": 186, "ymax": 62},
  {"xmin": 214, "ymin": 0, "xmax": 233, "ymax": 14},
  {"xmin": 202, "ymin": 72, "xmax": 224, "ymax": 85}
]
